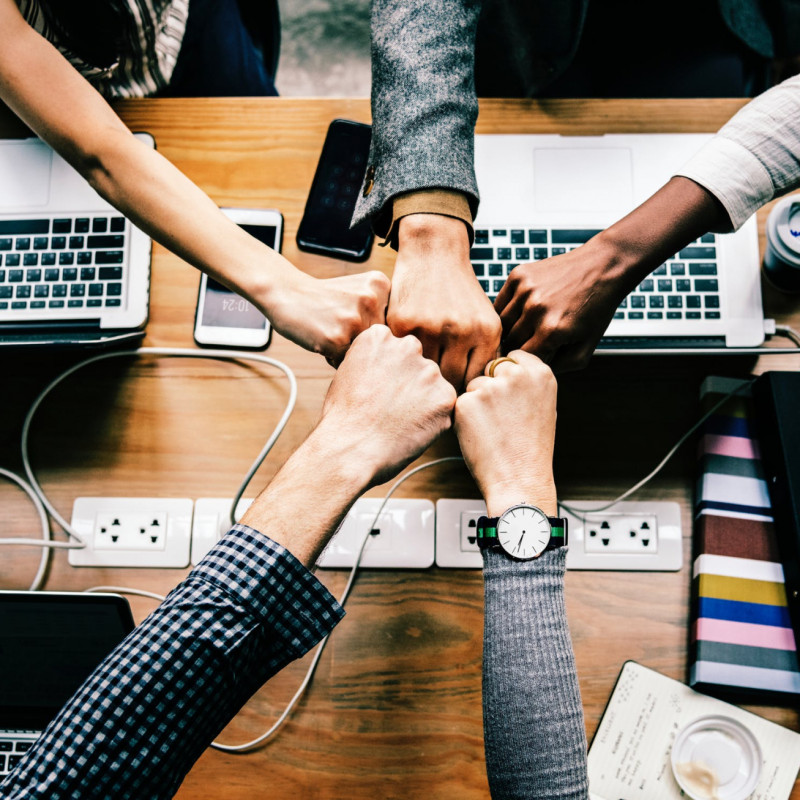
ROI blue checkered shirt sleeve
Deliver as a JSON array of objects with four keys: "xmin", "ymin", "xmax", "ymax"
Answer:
[{"xmin": 0, "ymin": 524, "xmax": 344, "ymax": 800}]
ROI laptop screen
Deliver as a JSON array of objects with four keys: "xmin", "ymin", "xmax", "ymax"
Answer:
[{"xmin": 0, "ymin": 592, "xmax": 135, "ymax": 730}]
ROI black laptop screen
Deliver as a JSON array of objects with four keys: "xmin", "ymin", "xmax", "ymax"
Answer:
[{"xmin": 0, "ymin": 592, "xmax": 135, "ymax": 730}]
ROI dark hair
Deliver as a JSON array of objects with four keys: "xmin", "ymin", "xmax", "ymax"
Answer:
[{"xmin": 36, "ymin": 0, "xmax": 129, "ymax": 69}]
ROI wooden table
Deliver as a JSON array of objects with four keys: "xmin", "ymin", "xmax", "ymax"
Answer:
[{"xmin": 1, "ymin": 98, "xmax": 799, "ymax": 799}]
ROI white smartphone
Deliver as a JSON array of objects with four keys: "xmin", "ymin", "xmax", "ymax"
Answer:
[{"xmin": 193, "ymin": 208, "xmax": 283, "ymax": 349}]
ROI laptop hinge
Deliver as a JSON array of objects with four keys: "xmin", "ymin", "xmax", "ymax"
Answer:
[
  {"xmin": 597, "ymin": 336, "xmax": 727, "ymax": 349},
  {"xmin": 0, "ymin": 319, "xmax": 101, "ymax": 334}
]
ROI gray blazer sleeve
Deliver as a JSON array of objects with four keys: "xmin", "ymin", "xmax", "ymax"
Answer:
[{"xmin": 352, "ymin": 0, "xmax": 483, "ymax": 232}]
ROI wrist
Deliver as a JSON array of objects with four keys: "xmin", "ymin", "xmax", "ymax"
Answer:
[
  {"xmin": 590, "ymin": 176, "xmax": 729, "ymax": 294},
  {"xmin": 251, "ymin": 253, "xmax": 306, "ymax": 316},
  {"xmin": 484, "ymin": 480, "xmax": 558, "ymax": 518},
  {"xmin": 302, "ymin": 421, "xmax": 376, "ymax": 496},
  {"xmin": 397, "ymin": 213, "xmax": 471, "ymax": 261},
  {"xmin": 586, "ymin": 227, "xmax": 656, "ymax": 298}
]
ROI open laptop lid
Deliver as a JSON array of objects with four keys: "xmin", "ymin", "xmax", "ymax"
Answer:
[
  {"xmin": 0, "ymin": 591, "xmax": 135, "ymax": 731},
  {"xmin": 0, "ymin": 135, "xmax": 153, "ymax": 349},
  {"xmin": 473, "ymin": 133, "xmax": 765, "ymax": 349}
]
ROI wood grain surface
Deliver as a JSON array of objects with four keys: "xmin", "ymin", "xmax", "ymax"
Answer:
[{"xmin": 1, "ymin": 98, "xmax": 799, "ymax": 799}]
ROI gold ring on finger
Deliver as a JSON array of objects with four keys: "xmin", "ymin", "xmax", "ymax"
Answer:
[{"xmin": 487, "ymin": 356, "xmax": 518, "ymax": 377}]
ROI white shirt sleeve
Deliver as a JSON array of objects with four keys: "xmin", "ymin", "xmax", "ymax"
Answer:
[{"xmin": 674, "ymin": 74, "xmax": 800, "ymax": 231}]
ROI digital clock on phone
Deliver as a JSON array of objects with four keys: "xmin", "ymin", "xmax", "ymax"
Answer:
[{"xmin": 193, "ymin": 208, "xmax": 283, "ymax": 349}]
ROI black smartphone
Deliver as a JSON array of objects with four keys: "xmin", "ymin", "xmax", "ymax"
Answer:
[{"xmin": 296, "ymin": 118, "xmax": 374, "ymax": 262}]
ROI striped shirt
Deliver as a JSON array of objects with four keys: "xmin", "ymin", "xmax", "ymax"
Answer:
[
  {"xmin": 676, "ymin": 73, "xmax": 800, "ymax": 231},
  {"xmin": 16, "ymin": 0, "xmax": 189, "ymax": 98}
]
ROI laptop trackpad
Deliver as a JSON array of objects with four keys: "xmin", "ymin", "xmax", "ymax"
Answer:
[
  {"xmin": 533, "ymin": 147, "xmax": 633, "ymax": 214},
  {"xmin": 0, "ymin": 140, "xmax": 52, "ymax": 207}
]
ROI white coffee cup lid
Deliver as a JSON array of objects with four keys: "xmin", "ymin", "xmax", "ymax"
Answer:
[
  {"xmin": 671, "ymin": 715, "xmax": 762, "ymax": 800},
  {"xmin": 769, "ymin": 196, "xmax": 800, "ymax": 258}
]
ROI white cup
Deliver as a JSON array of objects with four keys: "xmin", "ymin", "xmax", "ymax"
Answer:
[{"xmin": 764, "ymin": 194, "xmax": 800, "ymax": 292}]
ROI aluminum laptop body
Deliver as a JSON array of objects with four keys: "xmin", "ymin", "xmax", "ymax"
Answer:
[
  {"xmin": 0, "ymin": 135, "xmax": 153, "ymax": 348},
  {"xmin": 473, "ymin": 133, "xmax": 764, "ymax": 349}
]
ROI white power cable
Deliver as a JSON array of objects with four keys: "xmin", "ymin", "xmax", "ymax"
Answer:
[
  {"xmin": 84, "ymin": 585, "xmax": 167, "ymax": 603},
  {"xmin": 0, "ymin": 467, "xmax": 55, "ymax": 590},
  {"xmin": 209, "ymin": 455, "xmax": 466, "ymax": 753},
  {"xmin": 559, "ymin": 376, "xmax": 757, "ymax": 519},
  {"xmin": 776, "ymin": 324, "xmax": 800, "ymax": 348},
  {"xmin": 2, "ymin": 347, "xmax": 297, "ymax": 587}
]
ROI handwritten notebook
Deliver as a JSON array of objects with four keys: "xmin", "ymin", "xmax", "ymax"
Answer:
[
  {"xmin": 588, "ymin": 661, "xmax": 800, "ymax": 800},
  {"xmin": 690, "ymin": 376, "xmax": 800, "ymax": 700}
]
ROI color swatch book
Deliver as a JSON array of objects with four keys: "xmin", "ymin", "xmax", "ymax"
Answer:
[
  {"xmin": 691, "ymin": 375, "xmax": 800, "ymax": 700},
  {"xmin": 588, "ymin": 661, "xmax": 800, "ymax": 800}
]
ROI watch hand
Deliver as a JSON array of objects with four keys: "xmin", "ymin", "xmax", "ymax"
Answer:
[{"xmin": 517, "ymin": 532, "xmax": 525, "ymax": 549}]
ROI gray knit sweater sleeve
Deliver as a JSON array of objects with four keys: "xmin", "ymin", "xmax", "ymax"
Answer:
[
  {"xmin": 482, "ymin": 548, "xmax": 589, "ymax": 799},
  {"xmin": 352, "ymin": 0, "xmax": 482, "ymax": 232}
]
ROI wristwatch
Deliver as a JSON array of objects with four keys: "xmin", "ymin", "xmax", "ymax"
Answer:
[{"xmin": 476, "ymin": 504, "xmax": 567, "ymax": 560}]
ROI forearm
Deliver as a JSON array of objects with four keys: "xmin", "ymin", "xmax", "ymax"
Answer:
[
  {"xmin": 81, "ymin": 129, "xmax": 297, "ymax": 309},
  {"xmin": 240, "ymin": 421, "xmax": 373, "ymax": 566},
  {"xmin": 0, "ymin": 6, "xmax": 297, "ymax": 313},
  {"xmin": 482, "ymin": 548, "xmax": 588, "ymax": 800},
  {"xmin": 583, "ymin": 175, "xmax": 730, "ymax": 298}
]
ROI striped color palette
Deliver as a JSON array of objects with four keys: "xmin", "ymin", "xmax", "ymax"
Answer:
[{"xmin": 689, "ymin": 376, "xmax": 800, "ymax": 699}]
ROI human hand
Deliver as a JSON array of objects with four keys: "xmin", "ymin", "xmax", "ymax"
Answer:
[
  {"xmin": 265, "ymin": 270, "xmax": 391, "ymax": 364},
  {"xmin": 388, "ymin": 214, "xmax": 501, "ymax": 391},
  {"xmin": 454, "ymin": 352, "xmax": 557, "ymax": 516},
  {"xmin": 494, "ymin": 239, "xmax": 629, "ymax": 373},
  {"xmin": 495, "ymin": 177, "xmax": 734, "ymax": 373},
  {"xmin": 316, "ymin": 324, "xmax": 457, "ymax": 487}
]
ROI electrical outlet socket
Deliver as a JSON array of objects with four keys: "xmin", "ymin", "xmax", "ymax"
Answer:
[
  {"xmin": 317, "ymin": 498, "xmax": 435, "ymax": 569},
  {"xmin": 582, "ymin": 512, "xmax": 658, "ymax": 554},
  {"xmin": 435, "ymin": 499, "xmax": 486, "ymax": 568},
  {"xmin": 191, "ymin": 497, "xmax": 254, "ymax": 565},
  {"xmin": 94, "ymin": 512, "xmax": 168, "ymax": 550},
  {"xmin": 69, "ymin": 498, "xmax": 193, "ymax": 568},
  {"xmin": 562, "ymin": 500, "xmax": 682, "ymax": 571}
]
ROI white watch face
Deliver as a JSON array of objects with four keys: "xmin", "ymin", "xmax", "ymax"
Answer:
[{"xmin": 497, "ymin": 505, "xmax": 551, "ymax": 560}]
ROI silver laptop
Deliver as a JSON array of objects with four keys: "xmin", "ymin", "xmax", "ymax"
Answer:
[
  {"xmin": 473, "ymin": 133, "xmax": 764, "ymax": 349},
  {"xmin": 0, "ymin": 590, "xmax": 135, "ymax": 778},
  {"xmin": 0, "ymin": 135, "xmax": 153, "ymax": 348}
]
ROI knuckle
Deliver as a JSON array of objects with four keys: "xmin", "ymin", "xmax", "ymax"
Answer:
[
  {"xmin": 376, "ymin": 272, "xmax": 392, "ymax": 292},
  {"xmin": 403, "ymin": 333, "xmax": 424, "ymax": 353},
  {"xmin": 439, "ymin": 319, "xmax": 464, "ymax": 339},
  {"xmin": 522, "ymin": 295, "xmax": 540, "ymax": 315},
  {"xmin": 388, "ymin": 315, "xmax": 416, "ymax": 338}
]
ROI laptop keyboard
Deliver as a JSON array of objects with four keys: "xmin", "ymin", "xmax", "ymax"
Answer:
[
  {"xmin": 471, "ymin": 227, "xmax": 721, "ymax": 321},
  {"xmin": 0, "ymin": 734, "xmax": 37, "ymax": 777},
  {"xmin": 0, "ymin": 216, "xmax": 128, "ymax": 314}
]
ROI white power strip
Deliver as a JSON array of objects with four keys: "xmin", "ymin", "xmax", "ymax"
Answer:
[
  {"xmin": 560, "ymin": 500, "xmax": 682, "ymax": 571},
  {"xmin": 191, "ymin": 497, "xmax": 254, "ymax": 565},
  {"xmin": 192, "ymin": 497, "xmax": 435, "ymax": 569},
  {"xmin": 70, "ymin": 496, "xmax": 681, "ymax": 572},
  {"xmin": 435, "ymin": 498, "xmax": 486, "ymax": 568},
  {"xmin": 318, "ymin": 498, "xmax": 435, "ymax": 569},
  {"xmin": 435, "ymin": 499, "xmax": 682, "ymax": 571},
  {"xmin": 69, "ymin": 497, "xmax": 193, "ymax": 568}
]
